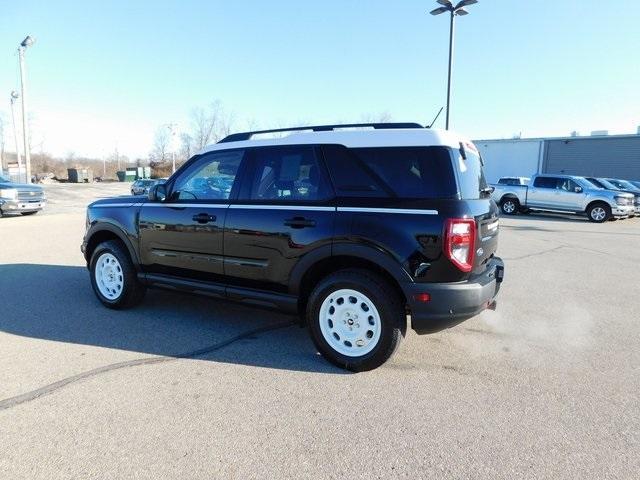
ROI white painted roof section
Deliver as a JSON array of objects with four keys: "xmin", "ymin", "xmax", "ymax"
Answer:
[{"xmin": 198, "ymin": 128, "xmax": 469, "ymax": 155}]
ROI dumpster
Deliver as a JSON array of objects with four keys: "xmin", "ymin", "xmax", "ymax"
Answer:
[{"xmin": 68, "ymin": 168, "xmax": 93, "ymax": 183}]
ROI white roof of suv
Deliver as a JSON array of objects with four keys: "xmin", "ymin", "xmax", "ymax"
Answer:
[{"xmin": 199, "ymin": 127, "xmax": 471, "ymax": 155}]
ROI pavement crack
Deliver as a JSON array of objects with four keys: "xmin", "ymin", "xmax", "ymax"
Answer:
[
  {"xmin": 0, "ymin": 321, "xmax": 295, "ymax": 412},
  {"xmin": 502, "ymin": 245, "xmax": 566, "ymax": 261}
]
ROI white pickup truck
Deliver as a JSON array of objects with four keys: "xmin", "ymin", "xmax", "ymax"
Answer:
[{"xmin": 491, "ymin": 174, "xmax": 635, "ymax": 223}]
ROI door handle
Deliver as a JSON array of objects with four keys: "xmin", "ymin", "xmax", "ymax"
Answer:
[
  {"xmin": 284, "ymin": 217, "xmax": 316, "ymax": 228},
  {"xmin": 192, "ymin": 213, "xmax": 216, "ymax": 224}
]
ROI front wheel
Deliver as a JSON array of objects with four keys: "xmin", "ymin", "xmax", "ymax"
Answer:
[
  {"xmin": 90, "ymin": 240, "xmax": 146, "ymax": 309},
  {"xmin": 587, "ymin": 203, "xmax": 611, "ymax": 223},
  {"xmin": 500, "ymin": 198, "xmax": 519, "ymax": 215},
  {"xmin": 306, "ymin": 269, "xmax": 405, "ymax": 372}
]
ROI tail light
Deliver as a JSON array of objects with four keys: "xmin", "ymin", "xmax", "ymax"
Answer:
[{"xmin": 443, "ymin": 218, "xmax": 476, "ymax": 272}]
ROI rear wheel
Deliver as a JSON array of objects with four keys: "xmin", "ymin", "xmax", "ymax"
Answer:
[
  {"xmin": 306, "ymin": 269, "xmax": 405, "ymax": 372},
  {"xmin": 500, "ymin": 197, "xmax": 519, "ymax": 215},
  {"xmin": 587, "ymin": 203, "xmax": 610, "ymax": 223},
  {"xmin": 90, "ymin": 240, "xmax": 146, "ymax": 309}
]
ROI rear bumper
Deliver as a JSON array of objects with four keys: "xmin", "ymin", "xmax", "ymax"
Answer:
[{"xmin": 404, "ymin": 257, "xmax": 504, "ymax": 335}]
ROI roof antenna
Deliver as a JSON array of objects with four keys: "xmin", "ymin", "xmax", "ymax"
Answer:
[{"xmin": 428, "ymin": 107, "xmax": 444, "ymax": 128}]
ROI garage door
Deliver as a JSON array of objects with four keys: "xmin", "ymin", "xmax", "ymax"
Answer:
[{"xmin": 543, "ymin": 136, "xmax": 640, "ymax": 180}]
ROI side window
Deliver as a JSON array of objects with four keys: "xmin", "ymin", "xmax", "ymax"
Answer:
[
  {"xmin": 560, "ymin": 179, "xmax": 580, "ymax": 192},
  {"xmin": 533, "ymin": 177, "xmax": 559, "ymax": 189},
  {"xmin": 172, "ymin": 150, "xmax": 244, "ymax": 201},
  {"xmin": 321, "ymin": 145, "xmax": 389, "ymax": 197},
  {"xmin": 322, "ymin": 145, "xmax": 457, "ymax": 199},
  {"xmin": 242, "ymin": 146, "xmax": 330, "ymax": 202}
]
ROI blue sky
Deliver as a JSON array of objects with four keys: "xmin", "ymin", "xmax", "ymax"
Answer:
[{"xmin": 1, "ymin": 0, "xmax": 638, "ymax": 158}]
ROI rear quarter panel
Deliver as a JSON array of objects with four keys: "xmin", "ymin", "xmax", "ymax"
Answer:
[{"xmin": 336, "ymin": 198, "xmax": 492, "ymax": 283}]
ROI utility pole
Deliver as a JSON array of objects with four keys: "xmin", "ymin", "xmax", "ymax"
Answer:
[
  {"xmin": 18, "ymin": 35, "xmax": 35, "ymax": 183},
  {"xmin": 10, "ymin": 91, "xmax": 23, "ymax": 182}
]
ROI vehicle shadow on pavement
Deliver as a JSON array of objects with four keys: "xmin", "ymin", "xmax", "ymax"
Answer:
[
  {"xmin": 500, "ymin": 213, "xmax": 589, "ymax": 223},
  {"xmin": 0, "ymin": 264, "xmax": 345, "ymax": 375}
]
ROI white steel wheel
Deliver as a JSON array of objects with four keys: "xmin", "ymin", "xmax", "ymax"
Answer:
[
  {"xmin": 590, "ymin": 206, "xmax": 606, "ymax": 222},
  {"xmin": 318, "ymin": 288, "xmax": 382, "ymax": 357},
  {"xmin": 94, "ymin": 252, "xmax": 124, "ymax": 300}
]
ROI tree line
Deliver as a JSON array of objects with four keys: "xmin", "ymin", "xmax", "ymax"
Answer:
[{"xmin": 0, "ymin": 102, "xmax": 392, "ymax": 180}]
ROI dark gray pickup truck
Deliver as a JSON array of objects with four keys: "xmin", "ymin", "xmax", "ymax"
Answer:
[{"xmin": 0, "ymin": 175, "xmax": 46, "ymax": 216}]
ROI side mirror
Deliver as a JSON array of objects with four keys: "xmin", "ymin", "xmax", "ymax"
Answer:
[
  {"xmin": 574, "ymin": 186, "xmax": 583, "ymax": 193},
  {"xmin": 148, "ymin": 183, "xmax": 167, "ymax": 202}
]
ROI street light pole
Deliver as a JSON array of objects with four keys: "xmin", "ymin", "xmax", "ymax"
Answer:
[
  {"xmin": 18, "ymin": 35, "xmax": 35, "ymax": 183},
  {"xmin": 166, "ymin": 123, "xmax": 178, "ymax": 173},
  {"xmin": 445, "ymin": 10, "xmax": 455, "ymax": 130},
  {"xmin": 430, "ymin": 0, "xmax": 478, "ymax": 130},
  {"xmin": 9, "ymin": 91, "xmax": 23, "ymax": 182}
]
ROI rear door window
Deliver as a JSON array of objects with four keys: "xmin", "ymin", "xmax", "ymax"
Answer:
[
  {"xmin": 322, "ymin": 145, "xmax": 457, "ymax": 199},
  {"xmin": 533, "ymin": 177, "xmax": 560, "ymax": 189}
]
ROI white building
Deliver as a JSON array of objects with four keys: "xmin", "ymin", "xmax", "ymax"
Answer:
[{"xmin": 475, "ymin": 133, "xmax": 640, "ymax": 183}]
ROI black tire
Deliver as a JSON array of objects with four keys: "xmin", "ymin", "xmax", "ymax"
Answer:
[
  {"xmin": 500, "ymin": 197, "xmax": 519, "ymax": 215},
  {"xmin": 587, "ymin": 202, "xmax": 611, "ymax": 223},
  {"xmin": 306, "ymin": 269, "xmax": 406, "ymax": 372},
  {"xmin": 89, "ymin": 240, "xmax": 146, "ymax": 309},
  {"xmin": 20, "ymin": 211, "xmax": 38, "ymax": 216}
]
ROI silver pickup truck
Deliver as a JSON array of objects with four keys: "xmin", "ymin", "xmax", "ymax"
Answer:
[
  {"xmin": 0, "ymin": 174, "xmax": 46, "ymax": 217},
  {"xmin": 491, "ymin": 174, "xmax": 635, "ymax": 223}
]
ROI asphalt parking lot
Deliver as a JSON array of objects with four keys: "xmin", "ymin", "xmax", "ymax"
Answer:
[{"xmin": 1, "ymin": 184, "xmax": 638, "ymax": 479}]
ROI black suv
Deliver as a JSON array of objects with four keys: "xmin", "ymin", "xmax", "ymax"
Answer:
[{"xmin": 82, "ymin": 123, "xmax": 504, "ymax": 371}]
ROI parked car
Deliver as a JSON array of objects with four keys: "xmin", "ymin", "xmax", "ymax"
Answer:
[
  {"xmin": 491, "ymin": 174, "xmax": 635, "ymax": 222},
  {"xmin": 584, "ymin": 177, "xmax": 640, "ymax": 216},
  {"xmin": 0, "ymin": 174, "xmax": 46, "ymax": 217},
  {"xmin": 496, "ymin": 176, "xmax": 530, "ymax": 186},
  {"xmin": 82, "ymin": 123, "xmax": 504, "ymax": 371},
  {"xmin": 131, "ymin": 179, "xmax": 159, "ymax": 196}
]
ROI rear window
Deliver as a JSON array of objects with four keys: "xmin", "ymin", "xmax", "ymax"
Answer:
[
  {"xmin": 322, "ymin": 145, "xmax": 457, "ymax": 199},
  {"xmin": 454, "ymin": 148, "xmax": 489, "ymax": 199}
]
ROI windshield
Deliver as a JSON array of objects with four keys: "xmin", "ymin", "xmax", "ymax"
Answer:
[
  {"xmin": 581, "ymin": 178, "xmax": 605, "ymax": 189},
  {"xmin": 607, "ymin": 179, "xmax": 638, "ymax": 191},
  {"xmin": 0, "ymin": 175, "xmax": 11, "ymax": 183},
  {"xmin": 596, "ymin": 178, "xmax": 620, "ymax": 190}
]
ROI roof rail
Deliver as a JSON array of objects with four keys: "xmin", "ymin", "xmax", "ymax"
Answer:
[{"xmin": 218, "ymin": 122, "xmax": 424, "ymax": 143}]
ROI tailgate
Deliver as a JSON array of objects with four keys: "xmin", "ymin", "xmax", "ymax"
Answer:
[{"xmin": 474, "ymin": 208, "xmax": 500, "ymax": 273}]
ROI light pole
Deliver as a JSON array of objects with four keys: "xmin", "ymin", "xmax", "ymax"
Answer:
[
  {"xmin": 430, "ymin": 0, "xmax": 478, "ymax": 130},
  {"xmin": 10, "ymin": 91, "xmax": 24, "ymax": 182},
  {"xmin": 18, "ymin": 35, "xmax": 35, "ymax": 183},
  {"xmin": 166, "ymin": 123, "xmax": 178, "ymax": 173}
]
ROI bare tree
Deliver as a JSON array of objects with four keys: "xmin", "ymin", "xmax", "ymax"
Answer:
[
  {"xmin": 179, "ymin": 132, "xmax": 193, "ymax": 161},
  {"xmin": 189, "ymin": 100, "xmax": 235, "ymax": 149},
  {"xmin": 150, "ymin": 125, "xmax": 171, "ymax": 163},
  {"xmin": 360, "ymin": 111, "xmax": 393, "ymax": 123}
]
